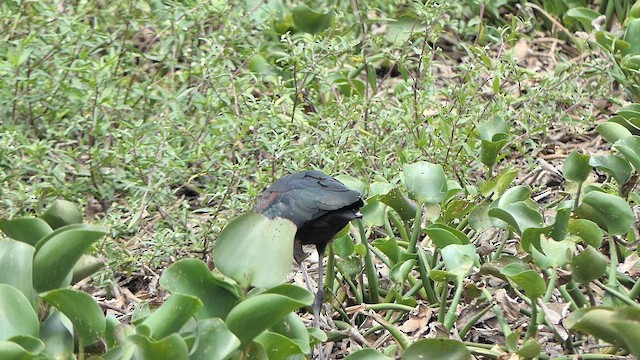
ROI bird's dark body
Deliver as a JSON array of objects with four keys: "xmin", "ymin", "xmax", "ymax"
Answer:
[{"xmin": 256, "ymin": 170, "xmax": 364, "ymax": 262}]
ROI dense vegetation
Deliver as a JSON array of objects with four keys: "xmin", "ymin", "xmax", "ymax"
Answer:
[{"xmin": 2, "ymin": 0, "xmax": 640, "ymax": 359}]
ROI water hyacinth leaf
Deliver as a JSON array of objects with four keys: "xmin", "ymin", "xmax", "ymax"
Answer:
[
  {"xmin": 138, "ymin": 294, "xmax": 202, "ymax": 340},
  {"xmin": 521, "ymin": 226, "xmax": 552, "ymax": 254},
  {"xmin": 159, "ymin": 259, "xmax": 239, "ymax": 320},
  {"xmin": 571, "ymin": 246, "xmax": 608, "ymax": 283},
  {"xmin": 40, "ymin": 289, "xmax": 106, "ymax": 344},
  {"xmin": 214, "ymin": 213, "xmax": 296, "ymax": 289},
  {"xmin": 190, "ymin": 319, "xmax": 240, "ymax": 360},
  {"xmin": 270, "ymin": 312, "xmax": 310, "ymax": 354},
  {"xmin": 468, "ymin": 203, "xmax": 492, "ymax": 232},
  {"xmin": 564, "ymin": 7, "xmax": 601, "ymax": 30},
  {"xmin": 129, "ymin": 333, "xmax": 189, "ymax": 360},
  {"xmin": 565, "ymin": 307, "xmax": 640, "ymax": 356},
  {"xmin": 40, "ymin": 200, "xmax": 83, "ymax": 230},
  {"xmin": 291, "ymin": 5, "xmax": 333, "ymax": 34},
  {"xmin": 360, "ymin": 197, "xmax": 386, "ymax": 227},
  {"xmin": 623, "ymin": 18, "xmax": 640, "ymax": 55},
  {"xmin": 334, "ymin": 174, "xmax": 366, "ymax": 195},
  {"xmin": 614, "ymin": 136, "xmax": 640, "ymax": 171},
  {"xmin": 40, "ymin": 310, "xmax": 73, "ymax": 358},
  {"xmin": 424, "ymin": 223, "xmax": 469, "ymax": 249},
  {"xmin": 567, "ymin": 218, "xmax": 603, "ymax": 248},
  {"xmin": 481, "ymin": 167, "xmax": 519, "ymax": 197},
  {"xmin": 32, "ymin": 224, "xmax": 107, "ymax": 293},
  {"xmin": 440, "ymin": 244, "xmax": 478, "ymax": 279},
  {"xmin": 443, "ymin": 199, "xmax": 474, "ymax": 223},
  {"xmin": 254, "ymin": 331, "xmax": 306, "ymax": 359},
  {"xmin": 0, "ymin": 218, "xmax": 53, "ymax": 246},
  {"xmin": 501, "ymin": 264, "xmax": 545, "ymax": 299},
  {"xmin": 390, "ymin": 259, "xmax": 416, "ymax": 284},
  {"xmin": 589, "ymin": 155, "xmax": 632, "ymax": 185},
  {"xmin": 344, "ymin": 348, "xmax": 393, "ymax": 360},
  {"xmin": 550, "ymin": 200, "xmax": 572, "ymax": 241},
  {"xmin": 531, "ymin": 236, "xmax": 576, "ymax": 269},
  {"xmin": 596, "ymin": 122, "xmax": 632, "ymax": 144},
  {"xmin": 402, "ymin": 338, "xmax": 471, "ymax": 360},
  {"xmin": 609, "ymin": 115, "xmax": 640, "ymax": 135},
  {"xmin": 225, "ymin": 286, "xmax": 312, "ymax": 346},
  {"xmin": 517, "ymin": 338, "xmax": 541, "ymax": 359},
  {"xmin": 563, "ymin": 151, "xmax": 591, "ymax": 183},
  {"xmin": 488, "ymin": 202, "xmax": 544, "ymax": 234},
  {"xmin": 333, "ymin": 234, "xmax": 355, "ymax": 258},
  {"xmin": 480, "ymin": 133, "xmax": 510, "ymax": 169},
  {"xmin": 497, "ymin": 185, "xmax": 532, "ymax": 206},
  {"xmin": 0, "ymin": 284, "xmax": 39, "ymax": 340},
  {"xmin": 372, "ymin": 237, "xmax": 401, "ymax": 264},
  {"xmin": 0, "ymin": 240, "xmax": 36, "ymax": 307},
  {"xmin": 580, "ymin": 191, "xmax": 634, "ymax": 235},
  {"xmin": 380, "ymin": 187, "xmax": 417, "ymax": 221},
  {"xmin": 402, "ymin": 162, "xmax": 448, "ymax": 204}
]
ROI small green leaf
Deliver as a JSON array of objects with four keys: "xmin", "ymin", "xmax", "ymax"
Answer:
[
  {"xmin": 40, "ymin": 200, "xmax": 83, "ymax": 230},
  {"xmin": 291, "ymin": 5, "xmax": 333, "ymax": 34},
  {"xmin": 40, "ymin": 289, "xmax": 106, "ymax": 344},
  {"xmin": 379, "ymin": 187, "xmax": 417, "ymax": 222},
  {"xmin": 0, "ymin": 218, "xmax": 53, "ymax": 246},
  {"xmin": 563, "ymin": 150, "xmax": 591, "ymax": 183},
  {"xmin": 344, "ymin": 348, "xmax": 393, "ymax": 360},
  {"xmin": 0, "ymin": 240, "xmax": 36, "ymax": 307},
  {"xmin": 580, "ymin": 191, "xmax": 634, "ymax": 235},
  {"xmin": 596, "ymin": 122, "xmax": 633, "ymax": 144},
  {"xmin": 564, "ymin": 7, "xmax": 601, "ymax": 31},
  {"xmin": 502, "ymin": 264, "xmax": 545, "ymax": 299},
  {"xmin": 440, "ymin": 244, "xmax": 478, "ymax": 279},
  {"xmin": 160, "ymin": 259, "xmax": 239, "ymax": 320},
  {"xmin": 567, "ymin": 219, "xmax": 603, "ymax": 247},
  {"xmin": 0, "ymin": 284, "xmax": 39, "ymax": 340},
  {"xmin": 138, "ymin": 294, "xmax": 202, "ymax": 340},
  {"xmin": 402, "ymin": 161, "xmax": 448, "ymax": 204},
  {"xmin": 254, "ymin": 331, "xmax": 306, "ymax": 359},
  {"xmin": 214, "ymin": 213, "xmax": 297, "ymax": 289},
  {"xmin": 480, "ymin": 134, "xmax": 510, "ymax": 169},
  {"xmin": 571, "ymin": 246, "xmax": 608, "ymax": 283},
  {"xmin": 488, "ymin": 202, "xmax": 543, "ymax": 233},
  {"xmin": 129, "ymin": 333, "xmax": 189, "ymax": 360},
  {"xmin": 190, "ymin": 319, "xmax": 240, "ymax": 360},
  {"xmin": 40, "ymin": 311, "xmax": 73, "ymax": 358},
  {"xmin": 614, "ymin": 135, "xmax": 640, "ymax": 172},
  {"xmin": 401, "ymin": 338, "xmax": 471, "ymax": 360},
  {"xmin": 32, "ymin": 224, "xmax": 107, "ymax": 293},
  {"xmin": 589, "ymin": 155, "xmax": 632, "ymax": 185}
]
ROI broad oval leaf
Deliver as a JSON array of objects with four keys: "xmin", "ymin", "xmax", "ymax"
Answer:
[
  {"xmin": 0, "ymin": 218, "xmax": 52, "ymax": 246},
  {"xmin": 160, "ymin": 259, "xmax": 239, "ymax": 320},
  {"xmin": 571, "ymin": 246, "xmax": 608, "ymax": 283},
  {"xmin": 501, "ymin": 264, "xmax": 545, "ymax": 299},
  {"xmin": 254, "ymin": 331, "xmax": 306, "ymax": 359},
  {"xmin": 440, "ymin": 244, "xmax": 478, "ymax": 279},
  {"xmin": 40, "ymin": 310, "xmax": 73, "ymax": 359},
  {"xmin": 40, "ymin": 288, "xmax": 106, "ymax": 344},
  {"xmin": 402, "ymin": 162, "xmax": 448, "ymax": 204},
  {"xmin": 581, "ymin": 191, "xmax": 634, "ymax": 235},
  {"xmin": 614, "ymin": 136, "xmax": 640, "ymax": 172},
  {"xmin": 291, "ymin": 5, "xmax": 333, "ymax": 34},
  {"xmin": 488, "ymin": 202, "xmax": 543, "ymax": 234},
  {"xmin": 0, "ymin": 240, "xmax": 36, "ymax": 308},
  {"xmin": 567, "ymin": 218, "xmax": 603, "ymax": 248},
  {"xmin": 190, "ymin": 319, "xmax": 240, "ymax": 360},
  {"xmin": 40, "ymin": 200, "xmax": 83, "ymax": 230},
  {"xmin": 214, "ymin": 213, "xmax": 297, "ymax": 289},
  {"xmin": 0, "ymin": 284, "xmax": 39, "ymax": 340},
  {"xmin": 402, "ymin": 338, "xmax": 471, "ymax": 360},
  {"xmin": 225, "ymin": 288, "xmax": 312, "ymax": 346},
  {"xmin": 138, "ymin": 294, "xmax": 202, "ymax": 340},
  {"xmin": 563, "ymin": 150, "xmax": 591, "ymax": 183},
  {"xmin": 480, "ymin": 134, "xmax": 510, "ymax": 169},
  {"xmin": 380, "ymin": 187, "xmax": 417, "ymax": 222},
  {"xmin": 129, "ymin": 333, "xmax": 189, "ymax": 360},
  {"xmin": 596, "ymin": 122, "xmax": 632, "ymax": 144},
  {"xmin": 32, "ymin": 224, "xmax": 107, "ymax": 293},
  {"xmin": 589, "ymin": 155, "xmax": 632, "ymax": 185}
]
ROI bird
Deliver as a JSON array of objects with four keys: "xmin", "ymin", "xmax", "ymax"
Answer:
[{"xmin": 255, "ymin": 170, "xmax": 364, "ymax": 329}]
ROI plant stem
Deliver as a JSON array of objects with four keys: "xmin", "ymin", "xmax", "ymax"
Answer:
[{"xmin": 358, "ymin": 219, "xmax": 380, "ymax": 303}]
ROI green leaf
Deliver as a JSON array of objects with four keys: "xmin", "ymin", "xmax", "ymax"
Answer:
[
  {"xmin": 589, "ymin": 155, "xmax": 632, "ymax": 185},
  {"xmin": 71, "ymin": 254, "xmax": 104, "ymax": 284},
  {"xmin": 390, "ymin": 259, "xmax": 416, "ymax": 284},
  {"xmin": 596, "ymin": 122, "xmax": 633, "ymax": 144},
  {"xmin": 571, "ymin": 246, "xmax": 608, "ymax": 283},
  {"xmin": 138, "ymin": 294, "xmax": 202, "ymax": 340},
  {"xmin": 0, "ymin": 240, "xmax": 36, "ymax": 307},
  {"xmin": 214, "ymin": 213, "xmax": 297, "ymax": 289},
  {"xmin": 40, "ymin": 288, "xmax": 106, "ymax": 344},
  {"xmin": 564, "ymin": 7, "xmax": 601, "ymax": 31},
  {"xmin": 424, "ymin": 223, "xmax": 469, "ymax": 249},
  {"xmin": 129, "ymin": 333, "xmax": 189, "ymax": 360},
  {"xmin": 0, "ymin": 218, "xmax": 53, "ymax": 246},
  {"xmin": 379, "ymin": 187, "xmax": 417, "ymax": 222},
  {"xmin": 531, "ymin": 236, "xmax": 575, "ymax": 269},
  {"xmin": 563, "ymin": 150, "xmax": 591, "ymax": 183},
  {"xmin": 360, "ymin": 197, "xmax": 386, "ymax": 227},
  {"xmin": 190, "ymin": 319, "xmax": 240, "ymax": 360},
  {"xmin": 579, "ymin": 191, "xmax": 634, "ymax": 235},
  {"xmin": 440, "ymin": 244, "xmax": 478, "ymax": 279},
  {"xmin": 40, "ymin": 311, "xmax": 73, "ymax": 359},
  {"xmin": 40, "ymin": 200, "xmax": 83, "ymax": 230},
  {"xmin": 160, "ymin": 259, "xmax": 239, "ymax": 320},
  {"xmin": 566, "ymin": 307, "xmax": 640, "ymax": 356},
  {"xmin": 225, "ymin": 285, "xmax": 312, "ymax": 346},
  {"xmin": 623, "ymin": 18, "xmax": 640, "ymax": 55},
  {"xmin": 0, "ymin": 284, "xmax": 39, "ymax": 340},
  {"xmin": 269, "ymin": 312, "xmax": 310, "ymax": 354},
  {"xmin": 291, "ymin": 5, "xmax": 333, "ymax": 34},
  {"xmin": 372, "ymin": 237, "xmax": 401, "ymax": 264},
  {"xmin": 32, "ymin": 224, "xmax": 107, "ymax": 292},
  {"xmin": 480, "ymin": 134, "xmax": 510, "ymax": 169},
  {"xmin": 517, "ymin": 338, "xmax": 541, "ymax": 358},
  {"xmin": 402, "ymin": 161, "xmax": 448, "ymax": 204},
  {"xmin": 567, "ymin": 219, "xmax": 603, "ymax": 248},
  {"xmin": 0, "ymin": 340, "xmax": 41, "ymax": 360},
  {"xmin": 488, "ymin": 202, "xmax": 543, "ymax": 233},
  {"xmin": 401, "ymin": 338, "xmax": 471, "ymax": 360},
  {"xmin": 614, "ymin": 135, "xmax": 640, "ymax": 172},
  {"xmin": 254, "ymin": 331, "xmax": 306, "ymax": 359},
  {"xmin": 501, "ymin": 264, "xmax": 545, "ymax": 299},
  {"xmin": 344, "ymin": 348, "xmax": 393, "ymax": 360}
]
